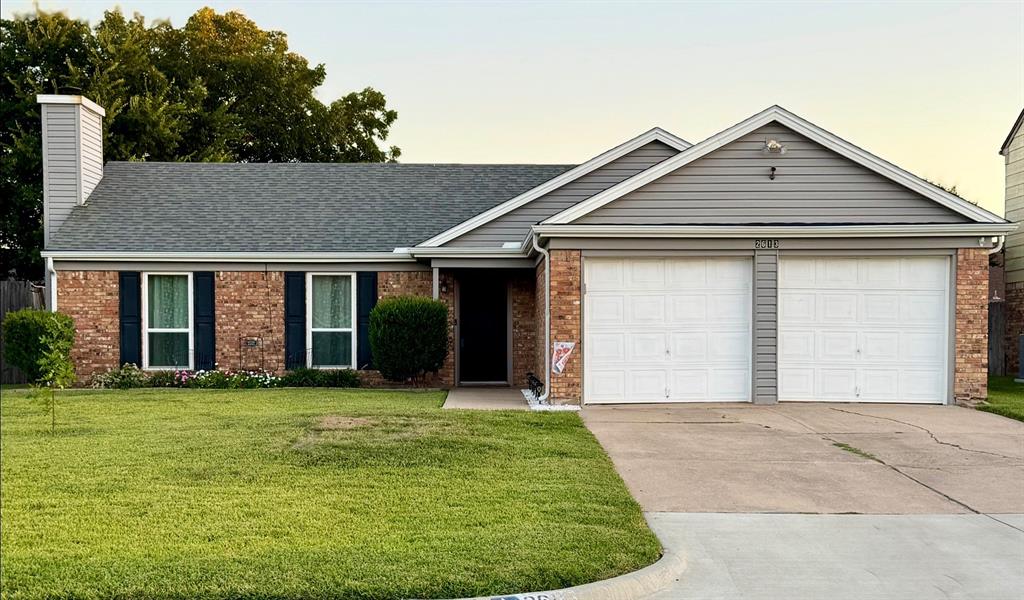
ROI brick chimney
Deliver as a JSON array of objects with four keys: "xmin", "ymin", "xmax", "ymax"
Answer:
[{"xmin": 37, "ymin": 94, "xmax": 105, "ymax": 248}]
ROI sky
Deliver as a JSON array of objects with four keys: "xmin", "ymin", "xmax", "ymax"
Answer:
[{"xmin": 5, "ymin": 1, "xmax": 1023, "ymax": 216}]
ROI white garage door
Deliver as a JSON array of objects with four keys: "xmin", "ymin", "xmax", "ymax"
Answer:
[
  {"xmin": 778, "ymin": 256, "xmax": 950, "ymax": 404},
  {"xmin": 583, "ymin": 257, "xmax": 751, "ymax": 404}
]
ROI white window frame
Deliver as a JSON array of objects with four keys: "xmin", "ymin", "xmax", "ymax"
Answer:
[
  {"xmin": 306, "ymin": 272, "xmax": 357, "ymax": 369},
  {"xmin": 141, "ymin": 272, "xmax": 194, "ymax": 371}
]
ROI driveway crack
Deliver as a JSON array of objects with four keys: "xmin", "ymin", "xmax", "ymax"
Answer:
[{"xmin": 827, "ymin": 407, "xmax": 1020, "ymax": 461}]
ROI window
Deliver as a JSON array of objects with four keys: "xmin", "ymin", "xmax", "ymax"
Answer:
[
  {"xmin": 306, "ymin": 274, "xmax": 356, "ymax": 368},
  {"xmin": 143, "ymin": 273, "xmax": 193, "ymax": 370}
]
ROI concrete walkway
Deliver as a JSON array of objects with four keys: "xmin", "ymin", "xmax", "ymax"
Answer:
[
  {"xmin": 442, "ymin": 388, "xmax": 527, "ymax": 410},
  {"xmin": 644, "ymin": 512, "xmax": 1024, "ymax": 600}
]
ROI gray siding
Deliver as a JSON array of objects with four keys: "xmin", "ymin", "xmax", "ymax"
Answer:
[
  {"xmin": 753, "ymin": 250, "xmax": 778, "ymax": 404},
  {"xmin": 80, "ymin": 107, "xmax": 104, "ymax": 202},
  {"xmin": 447, "ymin": 140, "xmax": 679, "ymax": 246},
  {"xmin": 576, "ymin": 122, "xmax": 970, "ymax": 225},
  {"xmin": 41, "ymin": 104, "xmax": 81, "ymax": 245},
  {"xmin": 1005, "ymin": 122, "xmax": 1024, "ymax": 284}
]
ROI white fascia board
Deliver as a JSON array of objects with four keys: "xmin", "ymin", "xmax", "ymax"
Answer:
[
  {"xmin": 41, "ymin": 251, "xmax": 416, "ymax": 262},
  {"xmin": 544, "ymin": 105, "xmax": 1006, "ymax": 225},
  {"xmin": 414, "ymin": 127, "xmax": 692, "ymax": 248},
  {"xmin": 36, "ymin": 94, "xmax": 106, "ymax": 117},
  {"xmin": 532, "ymin": 223, "xmax": 1018, "ymax": 239},
  {"xmin": 406, "ymin": 246, "xmax": 529, "ymax": 259}
]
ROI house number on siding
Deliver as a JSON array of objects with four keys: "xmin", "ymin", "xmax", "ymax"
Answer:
[{"xmin": 753, "ymin": 239, "xmax": 780, "ymax": 249}]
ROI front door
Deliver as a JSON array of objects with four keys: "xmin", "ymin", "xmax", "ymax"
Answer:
[{"xmin": 459, "ymin": 274, "xmax": 508, "ymax": 384}]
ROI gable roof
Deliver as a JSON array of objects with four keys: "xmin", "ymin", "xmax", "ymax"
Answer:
[
  {"xmin": 46, "ymin": 162, "xmax": 573, "ymax": 253},
  {"xmin": 545, "ymin": 106, "xmax": 1005, "ymax": 225},
  {"xmin": 414, "ymin": 127, "xmax": 691, "ymax": 247},
  {"xmin": 1001, "ymin": 107, "xmax": 1024, "ymax": 156}
]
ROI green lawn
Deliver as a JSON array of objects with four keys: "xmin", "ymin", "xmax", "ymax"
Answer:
[
  {"xmin": 0, "ymin": 389, "xmax": 658, "ymax": 599},
  {"xmin": 981, "ymin": 376, "xmax": 1024, "ymax": 422}
]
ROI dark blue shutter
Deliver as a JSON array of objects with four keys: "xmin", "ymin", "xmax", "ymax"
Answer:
[
  {"xmin": 356, "ymin": 272, "xmax": 378, "ymax": 369},
  {"xmin": 193, "ymin": 272, "xmax": 216, "ymax": 370},
  {"xmin": 119, "ymin": 272, "xmax": 142, "ymax": 367},
  {"xmin": 284, "ymin": 272, "xmax": 306, "ymax": 369}
]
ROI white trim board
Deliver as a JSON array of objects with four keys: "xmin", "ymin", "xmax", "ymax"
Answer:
[
  {"xmin": 543, "ymin": 105, "xmax": 1006, "ymax": 226},
  {"xmin": 532, "ymin": 223, "xmax": 1016, "ymax": 239},
  {"xmin": 415, "ymin": 127, "xmax": 692, "ymax": 247}
]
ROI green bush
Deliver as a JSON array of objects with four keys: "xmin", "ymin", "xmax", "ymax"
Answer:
[
  {"xmin": 279, "ymin": 367, "xmax": 360, "ymax": 388},
  {"xmin": 369, "ymin": 296, "xmax": 448, "ymax": 382},
  {"xmin": 2, "ymin": 309, "xmax": 75, "ymax": 383}
]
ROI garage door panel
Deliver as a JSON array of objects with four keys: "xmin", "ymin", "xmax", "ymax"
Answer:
[
  {"xmin": 671, "ymin": 370, "xmax": 708, "ymax": 399},
  {"xmin": 628, "ymin": 260, "xmax": 666, "ymax": 288},
  {"xmin": 709, "ymin": 369, "xmax": 750, "ymax": 400},
  {"xmin": 587, "ymin": 295, "xmax": 624, "ymax": 325},
  {"xmin": 589, "ymin": 333, "xmax": 625, "ymax": 363},
  {"xmin": 860, "ymin": 369, "xmax": 899, "ymax": 399},
  {"xmin": 779, "ymin": 256, "xmax": 949, "ymax": 404},
  {"xmin": 712, "ymin": 293, "xmax": 750, "ymax": 320},
  {"xmin": 899, "ymin": 332, "xmax": 944, "ymax": 363},
  {"xmin": 668, "ymin": 295, "xmax": 707, "ymax": 322},
  {"xmin": 629, "ymin": 295, "xmax": 666, "ymax": 324},
  {"xmin": 670, "ymin": 332, "xmax": 707, "ymax": 360},
  {"xmin": 587, "ymin": 370, "xmax": 626, "ymax": 403},
  {"xmin": 585, "ymin": 257, "xmax": 751, "ymax": 404},
  {"xmin": 711, "ymin": 332, "xmax": 749, "ymax": 361},
  {"xmin": 861, "ymin": 331, "xmax": 899, "ymax": 362},
  {"xmin": 779, "ymin": 368, "xmax": 815, "ymax": 398},
  {"xmin": 820, "ymin": 293, "xmax": 857, "ymax": 321},
  {"xmin": 587, "ymin": 261, "xmax": 624, "ymax": 291},
  {"xmin": 780, "ymin": 330, "xmax": 814, "ymax": 361},
  {"xmin": 629, "ymin": 370, "xmax": 668, "ymax": 400},
  {"xmin": 900, "ymin": 293, "xmax": 945, "ymax": 324},
  {"xmin": 628, "ymin": 333, "xmax": 667, "ymax": 361},
  {"xmin": 863, "ymin": 294, "xmax": 900, "ymax": 322},
  {"xmin": 780, "ymin": 292, "xmax": 815, "ymax": 321},
  {"xmin": 819, "ymin": 331, "xmax": 858, "ymax": 361}
]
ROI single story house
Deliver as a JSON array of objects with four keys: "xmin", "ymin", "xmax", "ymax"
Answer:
[{"xmin": 39, "ymin": 94, "xmax": 1013, "ymax": 405}]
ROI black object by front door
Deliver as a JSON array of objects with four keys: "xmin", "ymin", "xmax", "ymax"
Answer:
[{"xmin": 459, "ymin": 275, "xmax": 508, "ymax": 383}]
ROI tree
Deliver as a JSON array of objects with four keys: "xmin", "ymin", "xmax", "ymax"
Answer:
[{"xmin": 1, "ymin": 7, "xmax": 399, "ymax": 279}]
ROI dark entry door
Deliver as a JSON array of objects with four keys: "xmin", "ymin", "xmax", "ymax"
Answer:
[{"xmin": 459, "ymin": 274, "xmax": 508, "ymax": 383}]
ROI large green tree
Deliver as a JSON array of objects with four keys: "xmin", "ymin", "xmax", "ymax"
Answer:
[{"xmin": 1, "ymin": 7, "xmax": 399, "ymax": 279}]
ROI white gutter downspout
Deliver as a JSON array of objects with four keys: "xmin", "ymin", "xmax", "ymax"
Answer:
[
  {"xmin": 988, "ymin": 236, "xmax": 1005, "ymax": 255},
  {"xmin": 46, "ymin": 256, "xmax": 57, "ymax": 311},
  {"xmin": 531, "ymin": 234, "xmax": 551, "ymax": 403}
]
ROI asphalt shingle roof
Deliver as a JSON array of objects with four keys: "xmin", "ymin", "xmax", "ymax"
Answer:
[{"xmin": 48, "ymin": 162, "xmax": 575, "ymax": 252}]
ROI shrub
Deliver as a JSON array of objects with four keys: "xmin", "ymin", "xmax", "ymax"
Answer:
[
  {"xmin": 369, "ymin": 296, "xmax": 448, "ymax": 382},
  {"xmin": 146, "ymin": 370, "xmax": 176, "ymax": 388},
  {"xmin": 91, "ymin": 363, "xmax": 148, "ymax": 389},
  {"xmin": 2, "ymin": 309, "xmax": 75, "ymax": 383},
  {"xmin": 279, "ymin": 367, "xmax": 359, "ymax": 388}
]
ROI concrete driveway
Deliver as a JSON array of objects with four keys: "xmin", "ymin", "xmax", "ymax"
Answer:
[
  {"xmin": 582, "ymin": 402, "xmax": 1024, "ymax": 514},
  {"xmin": 582, "ymin": 403, "xmax": 1024, "ymax": 600}
]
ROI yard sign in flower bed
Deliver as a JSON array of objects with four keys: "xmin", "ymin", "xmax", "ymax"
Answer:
[{"xmin": 0, "ymin": 388, "xmax": 659, "ymax": 599}]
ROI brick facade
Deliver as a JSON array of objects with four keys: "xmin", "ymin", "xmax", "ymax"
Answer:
[
  {"xmin": 547, "ymin": 250, "xmax": 583, "ymax": 404},
  {"xmin": 1006, "ymin": 281, "xmax": 1024, "ymax": 376},
  {"xmin": 955, "ymin": 248, "xmax": 989, "ymax": 404},
  {"xmin": 214, "ymin": 271, "xmax": 285, "ymax": 372},
  {"xmin": 57, "ymin": 271, "xmax": 120, "ymax": 383},
  {"xmin": 509, "ymin": 272, "xmax": 536, "ymax": 387}
]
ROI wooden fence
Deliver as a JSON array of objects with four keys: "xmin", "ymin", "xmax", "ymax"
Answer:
[
  {"xmin": 1, "ymin": 279, "xmax": 46, "ymax": 384},
  {"xmin": 989, "ymin": 300, "xmax": 1006, "ymax": 376}
]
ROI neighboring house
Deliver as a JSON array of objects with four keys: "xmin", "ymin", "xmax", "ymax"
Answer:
[
  {"xmin": 1000, "ymin": 108, "xmax": 1024, "ymax": 375},
  {"xmin": 38, "ymin": 94, "xmax": 1013, "ymax": 405}
]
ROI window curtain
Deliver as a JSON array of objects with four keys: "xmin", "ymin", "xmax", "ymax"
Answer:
[
  {"xmin": 148, "ymin": 275, "xmax": 188, "ymax": 328},
  {"xmin": 312, "ymin": 276, "xmax": 351, "ymax": 328}
]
